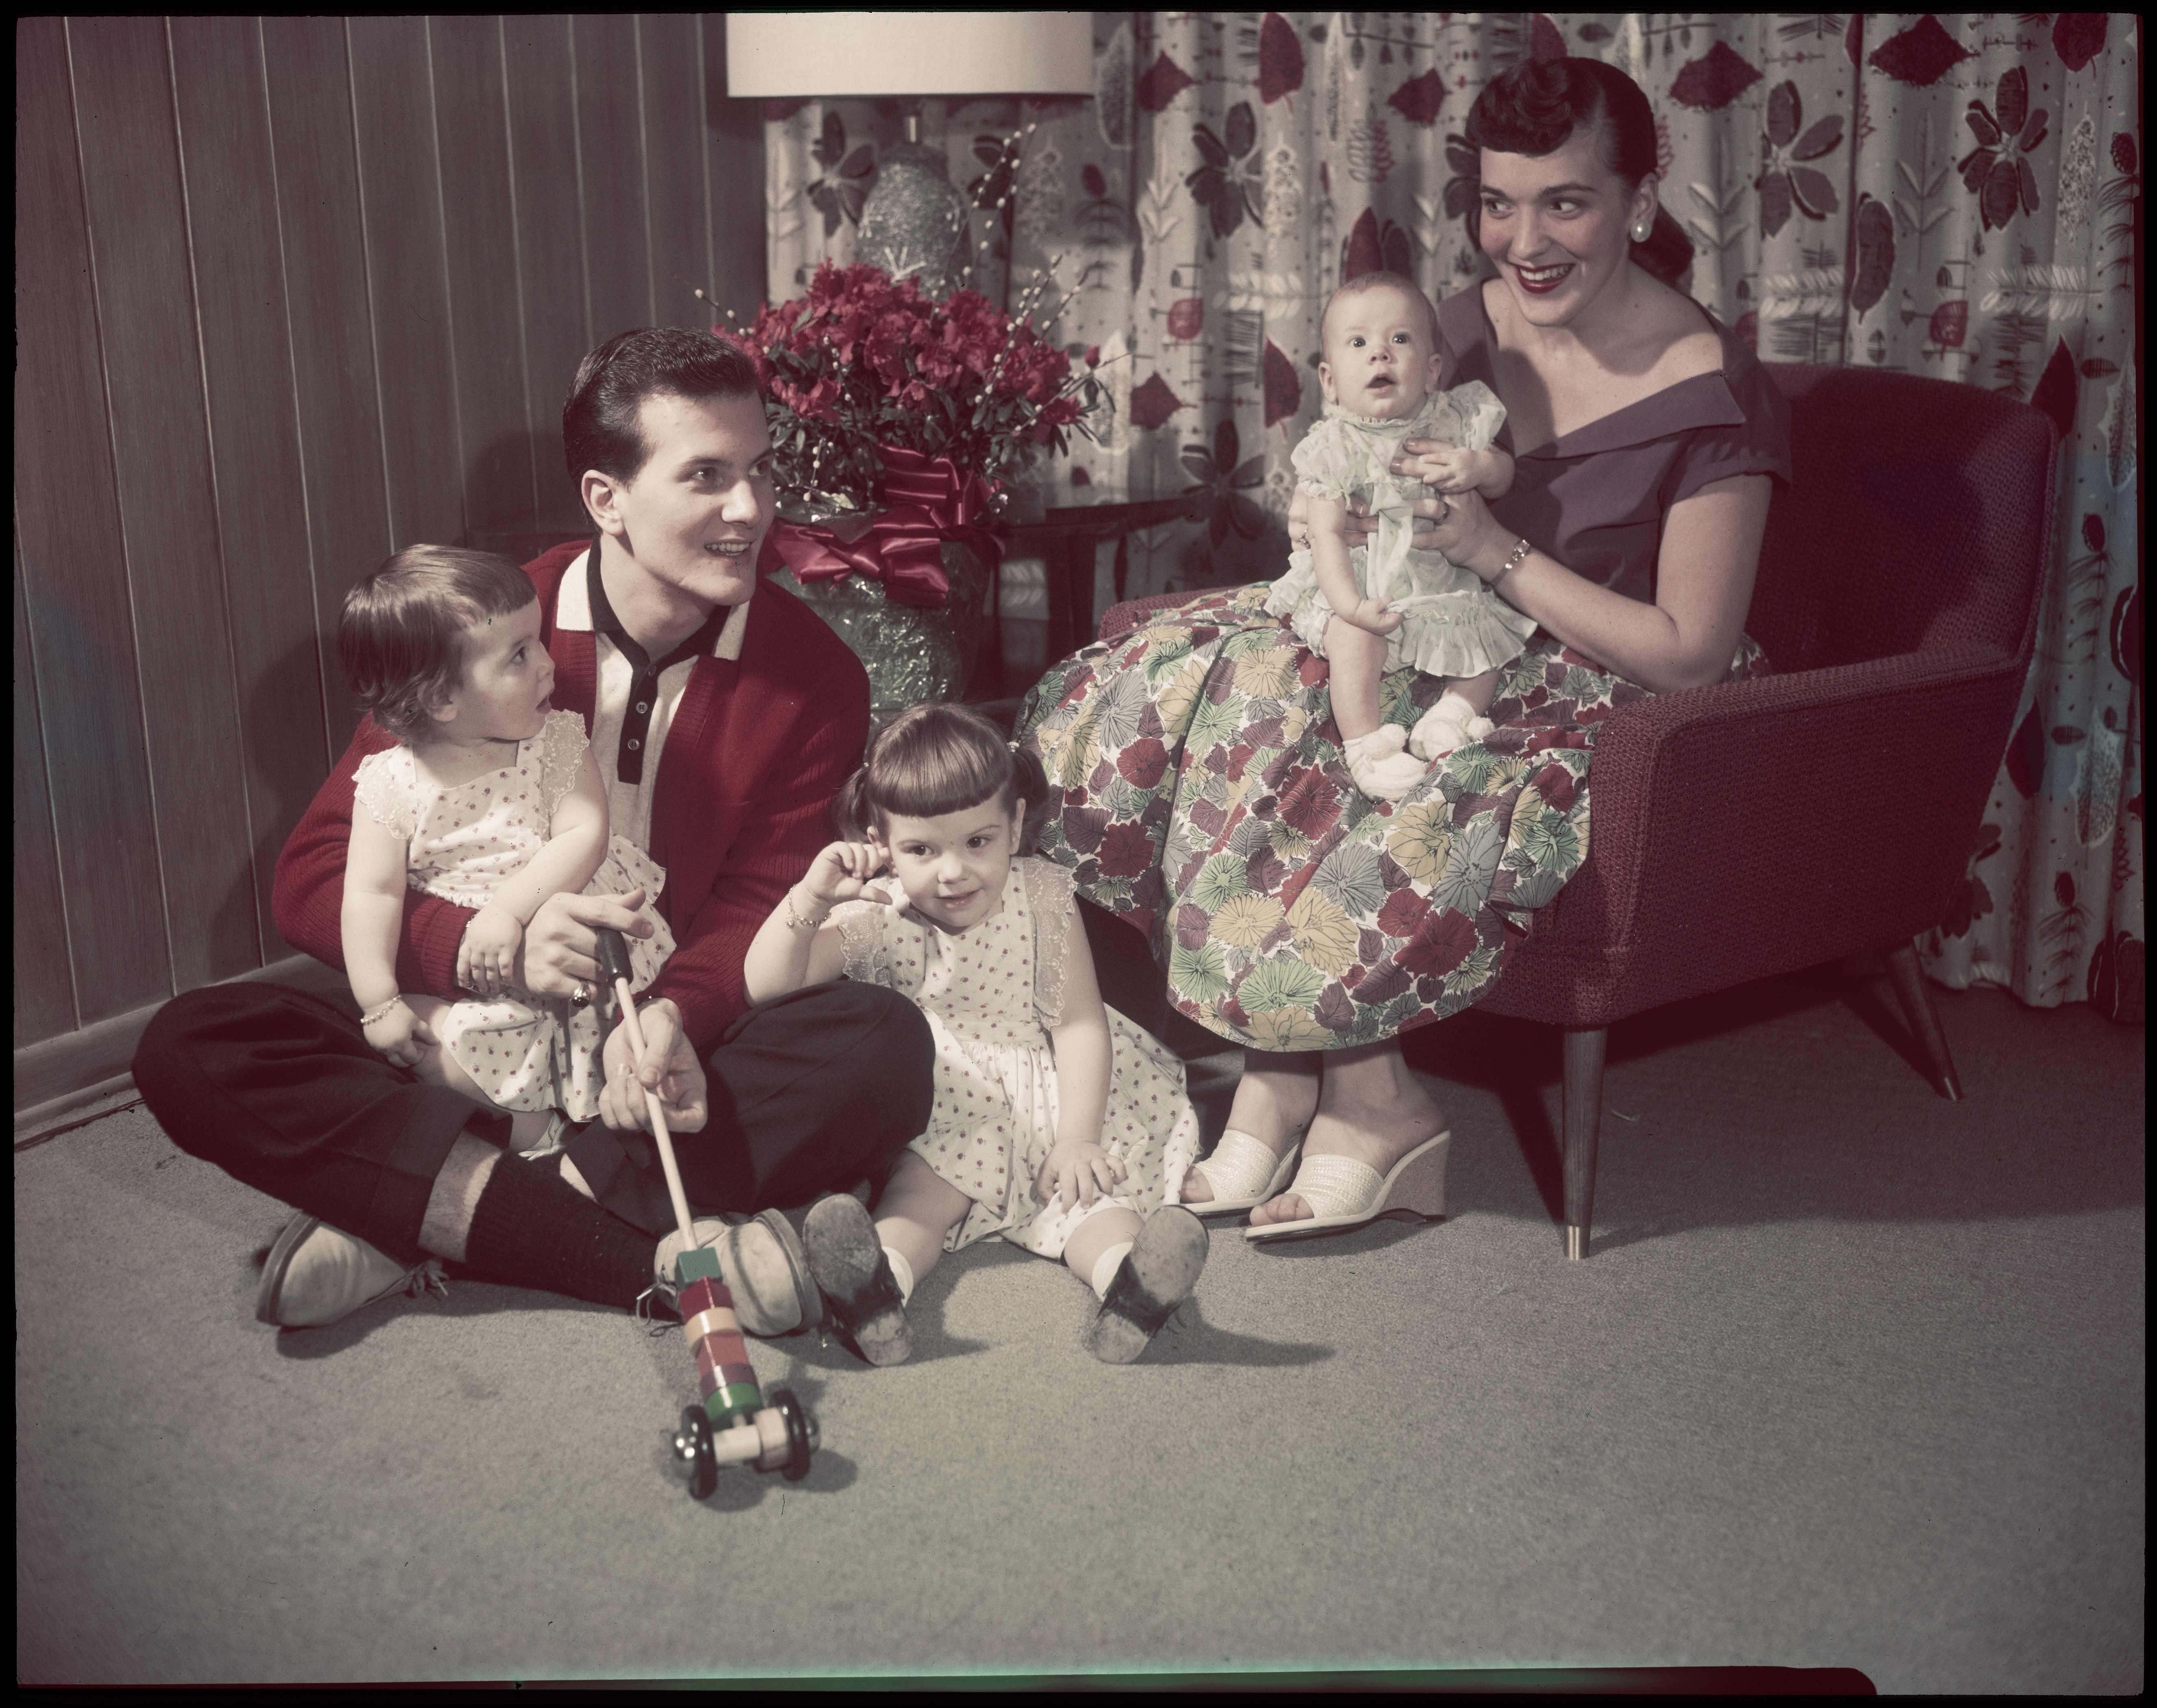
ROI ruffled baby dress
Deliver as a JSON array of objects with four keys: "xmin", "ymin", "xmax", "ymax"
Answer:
[
  {"xmin": 353, "ymin": 709, "xmax": 674, "ymax": 1120},
  {"xmin": 1265, "ymin": 384, "xmax": 1540, "ymax": 678},
  {"xmin": 829, "ymin": 856, "xmax": 1202, "ymax": 1258}
]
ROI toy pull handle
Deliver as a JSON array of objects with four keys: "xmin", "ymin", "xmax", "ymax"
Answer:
[
  {"xmin": 593, "ymin": 926, "xmax": 696, "ymax": 1249},
  {"xmin": 594, "ymin": 926, "xmax": 635, "ymax": 996}
]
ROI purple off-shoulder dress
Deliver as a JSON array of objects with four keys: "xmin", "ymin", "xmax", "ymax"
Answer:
[
  {"xmin": 1016, "ymin": 283, "xmax": 1794, "ymax": 1052},
  {"xmin": 1441, "ymin": 282, "xmax": 1793, "ymax": 605}
]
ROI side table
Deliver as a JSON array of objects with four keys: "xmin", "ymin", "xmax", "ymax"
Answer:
[{"xmin": 1009, "ymin": 485, "xmax": 1212, "ymax": 663}]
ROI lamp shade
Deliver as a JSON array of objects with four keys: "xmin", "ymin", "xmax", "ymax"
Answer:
[{"xmin": 726, "ymin": 12, "xmax": 1095, "ymax": 98}]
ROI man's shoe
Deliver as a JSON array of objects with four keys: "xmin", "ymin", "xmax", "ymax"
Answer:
[
  {"xmin": 651, "ymin": 1210, "xmax": 819, "ymax": 1338},
  {"xmin": 255, "ymin": 1215, "xmax": 446, "ymax": 1328}
]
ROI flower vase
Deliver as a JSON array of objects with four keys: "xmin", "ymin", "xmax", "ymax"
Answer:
[{"xmin": 770, "ymin": 534, "xmax": 992, "ymax": 728}]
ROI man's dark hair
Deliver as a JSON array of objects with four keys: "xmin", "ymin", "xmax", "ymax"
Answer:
[
  {"xmin": 1465, "ymin": 58, "xmax": 1695, "ymax": 288},
  {"xmin": 561, "ymin": 327, "xmax": 764, "ymax": 493}
]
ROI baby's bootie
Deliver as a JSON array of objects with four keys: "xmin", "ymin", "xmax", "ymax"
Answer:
[
  {"xmin": 1343, "ymin": 725, "xmax": 1429, "ymax": 802},
  {"xmin": 803, "ymin": 1193, "xmax": 912, "ymax": 1366},
  {"xmin": 1409, "ymin": 694, "xmax": 1496, "ymax": 762}
]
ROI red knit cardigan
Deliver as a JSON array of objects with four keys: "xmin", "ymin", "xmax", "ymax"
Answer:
[{"xmin": 272, "ymin": 542, "xmax": 871, "ymax": 1050}]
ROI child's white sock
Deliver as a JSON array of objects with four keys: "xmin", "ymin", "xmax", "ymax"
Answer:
[
  {"xmin": 1088, "ymin": 1240, "xmax": 1136, "ymax": 1300},
  {"xmin": 882, "ymin": 1245, "xmax": 916, "ymax": 1305}
]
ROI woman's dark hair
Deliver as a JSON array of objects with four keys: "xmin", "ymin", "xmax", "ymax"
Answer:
[
  {"xmin": 835, "ymin": 703, "xmax": 1049, "ymax": 848},
  {"xmin": 338, "ymin": 545, "xmax": 538, "ymax": 743},
  {"xmin": 562, "ymin": 326, "xmax": 764, "ymax": 494},
  {"xmin": 1465, "ymin": 58, "xmax": 1695, "ymax": 288}
]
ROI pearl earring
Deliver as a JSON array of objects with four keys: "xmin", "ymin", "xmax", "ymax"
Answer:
[{"xmin": 1631, "ymin": 218, "xmax": 1652, "ymax": 242}]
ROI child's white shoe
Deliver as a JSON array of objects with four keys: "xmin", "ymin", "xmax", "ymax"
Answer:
[
  {"xmin": 1409, "ymin": 697, "xmax": 1496, "ymax": 762},
  {"xmin": 1342, "ymin": 726, "xmax": 1429, "ymax": 802}
]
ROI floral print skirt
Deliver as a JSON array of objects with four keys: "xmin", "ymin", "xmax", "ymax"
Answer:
[{"xmin": 1016, "ymin": 586, "xmax": 1768, "ymax": 1052}]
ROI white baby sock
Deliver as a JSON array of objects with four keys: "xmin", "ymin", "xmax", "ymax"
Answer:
[
  {"xmin": 1089, "ymin": 1240, "xmax": 1136, "ymax": 1300},
  {"xmin": 882, "ymin": 1245, "xmax": 916, "ymax": 1304}
]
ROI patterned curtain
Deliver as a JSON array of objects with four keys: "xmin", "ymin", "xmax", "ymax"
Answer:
[{"xmin": 761, "ymin": 12, "xmax": 2141, "ymax": 1023}]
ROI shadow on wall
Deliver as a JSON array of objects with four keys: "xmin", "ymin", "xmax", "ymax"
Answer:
[{"xmin": 242, "ymin": 633, "xmax": 343, "ymax": 963}]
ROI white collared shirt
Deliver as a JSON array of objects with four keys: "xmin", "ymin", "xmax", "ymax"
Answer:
[{"xmin": 552, "ymin": 549, "xmax": 751, "ymax": 853}]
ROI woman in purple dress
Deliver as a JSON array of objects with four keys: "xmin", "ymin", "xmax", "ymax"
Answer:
[{"xmin": 1016, "ymin": 59, "xmax": 1792, "ymax": 1243}]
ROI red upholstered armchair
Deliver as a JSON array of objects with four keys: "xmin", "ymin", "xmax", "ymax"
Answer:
[{"xmin": 1099, "ymin": 364, "xmax": 2056, "ymax": 1257}]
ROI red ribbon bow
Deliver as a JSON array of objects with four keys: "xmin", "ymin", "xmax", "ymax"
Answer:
[{"xmin": 763, "ymin": 447, "xmax": 1008, "ymax": 608}]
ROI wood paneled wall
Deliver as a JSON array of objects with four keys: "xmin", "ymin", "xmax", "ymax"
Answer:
[{"xmin": 13, "ymin": 15, "xmax": 765, "ymax": 1090}]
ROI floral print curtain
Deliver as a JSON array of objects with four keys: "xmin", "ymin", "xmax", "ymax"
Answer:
[{"xmin": 762, "ymin": 12, "xmax": 2141, "ymax": 1023}]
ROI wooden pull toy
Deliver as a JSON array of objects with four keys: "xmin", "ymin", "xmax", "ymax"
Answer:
[{"xmin": 595, "ymin": 928, "xmax": 816, "ymax": 1497}]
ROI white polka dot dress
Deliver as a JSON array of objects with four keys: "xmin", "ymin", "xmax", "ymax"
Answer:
[
  {"xmin": 831, "ymin": 858, "xmax": 1201, "ymax": 1259},
  {"xmin": 353, "ymin": 709, "xmax": 673, "ymax": 1120}
]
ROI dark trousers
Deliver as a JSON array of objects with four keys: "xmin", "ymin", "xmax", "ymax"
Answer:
[{"xmin": 133, "ymin": 979, "xmax": 936, "ymax": 1261}]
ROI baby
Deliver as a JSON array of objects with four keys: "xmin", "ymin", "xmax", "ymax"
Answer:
[
  {"xmin": 338, "ymin": 545, "xmax": 674, "ymax": 1151},
  {"xmin": 1266, "ymin": 271, "xmax": 1539, "ymax": 800}
]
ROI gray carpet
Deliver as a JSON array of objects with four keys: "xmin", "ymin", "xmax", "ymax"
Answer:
[{"xmin": 14, "ymin": 967, "xmax": 2144, "ymax": 1691}]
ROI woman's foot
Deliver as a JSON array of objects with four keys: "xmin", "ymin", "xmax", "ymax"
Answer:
[
  {"xmin": 1247, "ymin": 1043, "xmax": 1447, "ymax": 1229},
  {"xmin": 1180, "ymin": 1053, "xmax": 1319, "ymax": 1206}
]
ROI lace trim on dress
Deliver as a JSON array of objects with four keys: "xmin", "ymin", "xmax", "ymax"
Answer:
[
  {"xmin": 535, "ymin": 710, "xmax": 589, "ymax": 821},
  {"xmin": 1320, "ymin": 398, "xmax": 1440, "ymax": 431},
  {"xmin": 829, "ymin": 899, "xmax": 890, "ymax": 986},
  {"xmin": 353, "ymin": 746, "xmax": 421, "ymax": 841},
  {"xmin": 1025, "ymin": 858, "xmax": 1077, "ymax": 1028}
]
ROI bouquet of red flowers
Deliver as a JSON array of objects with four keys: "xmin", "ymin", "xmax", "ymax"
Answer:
[{"xmin": 717, "ymin": 260, "xmax": 1103, "ymax": 517}]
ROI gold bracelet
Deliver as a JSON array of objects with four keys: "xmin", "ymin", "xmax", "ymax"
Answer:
[
  {"xmin": 1494, "ymin": 536, "xmax": 1532, "ymax": 586},
  {"xmin": 781, "ymin": 887, "xmax": 831, "ymax": 931}
]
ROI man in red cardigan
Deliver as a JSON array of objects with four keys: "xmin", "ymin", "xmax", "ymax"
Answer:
[{"xmin": 133, "ymin": 329, "xmax": 934, "ymax": 1330}]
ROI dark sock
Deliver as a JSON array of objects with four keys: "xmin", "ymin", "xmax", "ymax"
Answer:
[{"xmin": 461, "ymin": 1152, "xmax": 656, "ymax": 1309}]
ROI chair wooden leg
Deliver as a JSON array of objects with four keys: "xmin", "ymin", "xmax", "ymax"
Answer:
[
  {"xmin": 1882, "ymin": 939, "xmax": 1964, "ymax": 1100},
  {"xmin": 1560, "ymin": 1026, "xmax": 1608, "ymax": 1259}
]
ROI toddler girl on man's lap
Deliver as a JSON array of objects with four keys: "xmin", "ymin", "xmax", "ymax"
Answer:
[
  {"xmin": 745, "ymin": 704, "xmax": 1208, "ymax": 1366},
  {"xmin": 338, "ymin": 545, "xmax": 673, "ymax": 1148},
  {"xmin": 1266, "ymin": 270, "xmax": 1540, "ymax": 802}
]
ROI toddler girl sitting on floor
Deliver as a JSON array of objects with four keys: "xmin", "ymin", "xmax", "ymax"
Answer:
[{"xmin": 744, "ymin": 704, "xmax": 1207, "ymax": 1366}]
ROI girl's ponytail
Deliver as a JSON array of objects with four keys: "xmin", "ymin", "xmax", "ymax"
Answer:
[
  {"xmin": 832, "ymin": 762, "xmax": 876, "ymax": 841},
  {"xmin": 1010, "ymin": 742, "xmax": 1051, "ymax": 854}
]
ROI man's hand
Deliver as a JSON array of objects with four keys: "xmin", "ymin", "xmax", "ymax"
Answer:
[
  {"xmin": 516, "ymin": 887, "xmax": 654, "ymax": 1000},
  {"xmin": 597, "ymin": 997, "xmax": 709, "ymax": 1135},
  {"xmin": 457, "ymin": 904, "xmax": 525, "ymax": 998}
]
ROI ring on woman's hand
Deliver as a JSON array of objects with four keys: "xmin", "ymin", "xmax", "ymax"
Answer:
[{"xmin": 571, "ymin": 983, "xmax": 591, "ymax": 1007}]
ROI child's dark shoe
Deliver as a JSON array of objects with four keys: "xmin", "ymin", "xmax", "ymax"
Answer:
[
  {"xmin": 803, "ymin": 1194, "xmax": 912, "ymax": 1367},
  {"xmin": 1084, "ymin": 1205, "xmax": 1207, "ymax": 1364}
]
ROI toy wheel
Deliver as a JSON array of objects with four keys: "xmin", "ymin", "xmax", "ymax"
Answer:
[
  {"xmin": 675, "ymin": 1405, "xmax": 719, "ymax": 1501},
  {"xmin": 770, "ymin": 1387, "xmax": 815, "ymax": 1483}
]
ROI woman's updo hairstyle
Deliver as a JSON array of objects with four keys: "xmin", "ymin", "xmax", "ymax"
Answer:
[
  {"xmin": 834, "ymin": 703, "xmax": 1050, "ymax": 848},
  {"xmin": 1465, "ymin": 57, "xmax": 1695, "ymax": 288}
]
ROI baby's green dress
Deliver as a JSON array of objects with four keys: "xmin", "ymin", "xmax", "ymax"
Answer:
[{"xmin": 1264, "ymin": 385, "xmax": 1540, "ymax": 679}]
